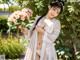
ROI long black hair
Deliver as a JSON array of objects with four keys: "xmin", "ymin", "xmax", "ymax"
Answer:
[
  {"xmin": 30, "ymin": 1, "xmax": 64, "ymax": 36},
  {"xmin": 50, "ymin": 1, "xmax": 64, "ymax": 13}
]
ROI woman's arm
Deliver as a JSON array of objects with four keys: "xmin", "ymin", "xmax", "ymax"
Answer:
[
  {"xmin": 47, "ymin": 20, "xmax": 61, "ymax": 43},
  {"xmin": 18, "ymin": 16, "xmax": 41, "ymax": 39},
  {"xmin": 18, "ymin": 25, "xmax": 32, "ymax": 40},
  {"xmin": 35, "ymin": 26, "xmax": 45, "ymax": 34}
]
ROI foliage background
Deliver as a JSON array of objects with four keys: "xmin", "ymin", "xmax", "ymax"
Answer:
[{"xmin": 0, "ymin": 0, "xmax": 80, "ymax": 60}]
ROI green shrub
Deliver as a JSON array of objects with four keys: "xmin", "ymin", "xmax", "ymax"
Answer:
[
  {"xmin": 0, "ymin": 15, "xmax": 8, "ymax": 33},
  {"xmin": 0, "ymin": 34, "xmax": 25, "ymax": 59},
  {"xmin": 0, "ymin": 15, "xmax": 8, "ymax": 20},
  {"xmin": 0, "ymin": 8, "xmax": 4, "ymax": 11}
]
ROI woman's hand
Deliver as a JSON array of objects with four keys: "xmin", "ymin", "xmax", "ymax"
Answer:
[
  {"xmin": 17, "ymin": 25, "xmax": 29, "ymax": 35},
  {"xmin": 35, "ymin": 26, "xmax": 45, "ymax": 33}
]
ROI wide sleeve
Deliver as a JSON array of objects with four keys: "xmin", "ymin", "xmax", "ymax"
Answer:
[
  {"xmin": 24, "ymin": 29, "xmax": 31, "ymax": 40},
  {"xmin": 24, "ymin": 16, "xmax": 40, "ymax": 40},
  {"xmin": 47, "ymin": 20, "xmax": 61, "ymax": 43},
  {"xmin": 37, "ymin": 17, "xmax": 45, "ymax": 28},
  {"xmin": 44, "ymin": 19, "xmax": 54, "ymax": 33}
]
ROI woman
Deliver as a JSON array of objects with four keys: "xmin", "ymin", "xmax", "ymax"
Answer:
[{"xmin": 20, "ymin": 1, "xmax": 64, "ymax": 60}]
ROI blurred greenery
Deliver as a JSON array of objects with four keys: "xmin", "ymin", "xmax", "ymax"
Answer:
[
  {"xmin": 8, "ymin": 6, "xmax": 22, "ymax": 12},
  {"xmin": 55, "ymin": 2, "xmax": 80, "ymax": 60},
  {"xmin": 0, "ymin": 0, "xmax": 80, "ymax": 60},
  {"xmin": 0, "ymin": 15, "xmax": 8, "ymax": 33},
  {"xmin": 0, "ymin": 33, "xmax": 25, "ymax": 59}
]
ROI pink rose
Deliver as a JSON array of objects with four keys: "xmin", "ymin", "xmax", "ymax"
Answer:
[{"xmin": 22, "ymin": 8, "xmax": 33, "ymax": 18}]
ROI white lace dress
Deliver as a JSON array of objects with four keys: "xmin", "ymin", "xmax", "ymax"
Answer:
[{"xmin": 23, "ymin": 16, "xmax": 61, "ymax": 60}]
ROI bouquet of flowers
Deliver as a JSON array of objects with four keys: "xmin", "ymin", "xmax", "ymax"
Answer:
[{"xmin": 7, "ymin": 8, "xmax": 33, "ymax": 32}]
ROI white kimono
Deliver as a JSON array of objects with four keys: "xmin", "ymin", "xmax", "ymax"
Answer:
[{"xmin": 24, "ymin": 16, "xmax": 61, "ymax": 60}]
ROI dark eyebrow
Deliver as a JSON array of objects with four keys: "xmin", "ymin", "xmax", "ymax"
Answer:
[{"xmin": 52, "ymin": 7, "xmax": 60, "ymax": 14}]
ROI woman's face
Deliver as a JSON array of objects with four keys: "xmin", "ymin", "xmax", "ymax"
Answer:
[{"xmin": 47, "ymin": 6, "xmax": 61, "ymax": 19}]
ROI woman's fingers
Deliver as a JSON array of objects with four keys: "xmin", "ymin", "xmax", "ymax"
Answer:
[{"xmin": 17, "ymin": 25, "xmax": 28, "ymax": 35}]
